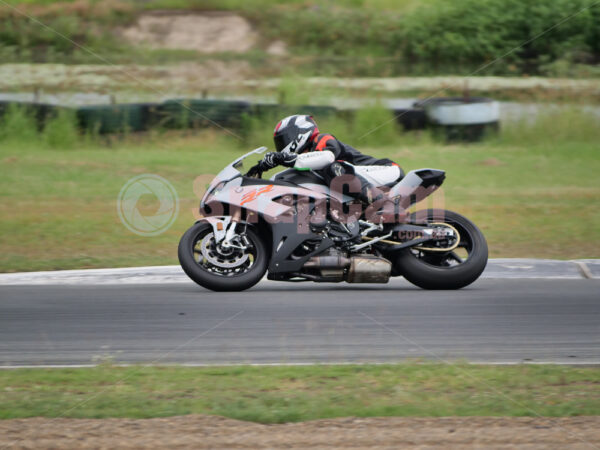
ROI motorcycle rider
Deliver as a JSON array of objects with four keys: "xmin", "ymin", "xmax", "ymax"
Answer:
[{"xmin": 247, "ymin": 114, "xmax": 405, "ymax": 222}]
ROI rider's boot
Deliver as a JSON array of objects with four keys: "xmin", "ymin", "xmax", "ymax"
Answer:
[
  {"xmin": 323, "ymin": 161, "xmax": 406, "ymax": 224},
  {"xmin": 361, "ymin": 185, "xmax": 407, "ymax": 224}
]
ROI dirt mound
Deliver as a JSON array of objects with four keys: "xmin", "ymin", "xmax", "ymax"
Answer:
[
  {"xmin": 2, "ymin": 415, "xmax": 599, "ymax": 449},
  {"xmin": 122, "ymin": 12, "xmax": 258, "ymax": 53}
]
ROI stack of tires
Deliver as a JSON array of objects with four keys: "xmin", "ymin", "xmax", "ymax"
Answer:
[
  {"xmin": 415, "ymin": 97, "xmax": 500, "ymax": 142},
  {"xmin": 391, "ymin": 108, "xmax": 428, "ymax": 131}
]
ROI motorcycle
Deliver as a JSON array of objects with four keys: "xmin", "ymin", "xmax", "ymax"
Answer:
[{"xmin": 178, "ymin": 147, "xmax": 488, "ymax": 291}]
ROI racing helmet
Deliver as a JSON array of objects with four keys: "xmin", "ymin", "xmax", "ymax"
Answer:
[{"xmin": 273, "ymin": 115, "xmax": 319, "ymax": 154}]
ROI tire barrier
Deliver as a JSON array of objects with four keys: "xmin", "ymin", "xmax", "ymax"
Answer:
[
  {"xmin": 391, "ymin": 108, "xmax": 428, "ymax": 131},
  {"xmin": 414, "ymin": 97, "xmax": 500, "ymax": 142},
  {"xmin": 1, "ymin": 98, "xmax": 498, "ymax": 141},
  {"xmin": 156, "ymin": 99, "xmax": 251, "ymax": 129},
  {"xmin": 76, "ymin": 103, "xmax": 159, "ymax": 134}
]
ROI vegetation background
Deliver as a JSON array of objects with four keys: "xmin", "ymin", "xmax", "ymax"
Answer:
[
  {"xmin": 1, "ymin": 0, "xmax": 599, "ymax": 272},
  {"xmin": 1, "ymin": 0, "xmax": 599, "ymax": 431},
  {"xmin": 1, "ymin": 0, "xmax": 599, "ymax": 76}
]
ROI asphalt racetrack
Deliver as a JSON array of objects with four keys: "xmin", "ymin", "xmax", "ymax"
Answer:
[{"xmin": 1, "ymin": 278, "xmax": 599, "ymax": 366}]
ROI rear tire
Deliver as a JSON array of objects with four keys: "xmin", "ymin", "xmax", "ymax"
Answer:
[
  {"xmin": 395, "ymin": 210, "xmax": 488, "ymax": 289},
  {"xmin": 178, "ymin": 222, "xmax": 268, "ymax": 292}
]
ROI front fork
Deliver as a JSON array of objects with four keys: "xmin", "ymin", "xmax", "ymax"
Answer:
[{"xmin": 199, "ymin": 215, "xmax": 249, "ymax": 250}]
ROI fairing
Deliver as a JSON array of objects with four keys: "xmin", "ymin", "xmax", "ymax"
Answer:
[{"xmin": 198, "ymin": 149, "xmax": 446, "ymax": 275}]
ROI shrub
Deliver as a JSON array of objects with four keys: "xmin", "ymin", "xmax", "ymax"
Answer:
[
  {"xmin": 398, "ymin": 0, "xmax": 600, "ymax": 74},
  {"xmin": 43, "ymin": 108, "xmax": 79, "ymax": 149},
  {"xmin": 0, "ymin": 104, "xmax": 39, "ymax": 143}
]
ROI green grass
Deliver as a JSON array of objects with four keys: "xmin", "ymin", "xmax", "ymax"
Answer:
[
  {"xmin": 0, "ymin": 364, "xmax": 599, "ymax": 422},
  {"xmin": 0, "ymin": 106, "xmax": 599, "ymax": 272}
]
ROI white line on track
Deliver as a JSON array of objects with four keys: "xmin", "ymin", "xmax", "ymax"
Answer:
[{"xmin": 0, "ymin": 259, "xmax": 597, "ymax": 285}]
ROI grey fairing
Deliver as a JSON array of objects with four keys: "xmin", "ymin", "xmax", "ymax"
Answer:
[
  {"xmin": 389, "ymin": 168, "xmax": 445, "ymax": 207},
  {"xmin": 295, "ymin": 183, "xmax": 356, "ymax": 203}
]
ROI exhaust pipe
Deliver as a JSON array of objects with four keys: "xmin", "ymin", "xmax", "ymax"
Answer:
[
  {"xmin": 347, "ymin": 256, "xmax": 391, "ymax": 283},
  {"xmin": 303, "ymin": 255, "xmax": 351, "ymax": 270},
  {"xmin": 302, "ymin": 255, "xmax": 391, "ymax": 283}
]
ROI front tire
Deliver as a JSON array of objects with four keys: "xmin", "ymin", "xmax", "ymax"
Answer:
[
  {"xmin": 395, "ymin": 210, "xmax": 488, "ymax": 289},
  {"xmin": 178, "ymin": 222, "xmax": 268, "ymax": 292}
]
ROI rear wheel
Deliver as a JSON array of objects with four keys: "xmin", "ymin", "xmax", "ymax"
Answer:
[
  {"xmin": 394, "ymin": 209, "xmax": 488, "ymax": 289},
  {"xmin": 178, "ymin": 222, "xmax": 268, "ymax": 292}
]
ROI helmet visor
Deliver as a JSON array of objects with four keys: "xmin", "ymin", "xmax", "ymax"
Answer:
[{"xmin": 274, "ymin": 133, "xmax": 288, "ymax": 153}]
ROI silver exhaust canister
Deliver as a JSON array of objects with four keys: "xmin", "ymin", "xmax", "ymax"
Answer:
[
  {"xmin": 347, "ymin": 256, "xmax": 392, "ymax": 283},
  {"xmin": 302, "ymin": 255, "xmax": 391, "ymax": 283}
]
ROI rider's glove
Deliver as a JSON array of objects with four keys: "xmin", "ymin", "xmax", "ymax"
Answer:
[
  {"xmin": 279, "ymin": 152, "xmax": 298, "ymax": 167},
  {"xmin": 246, "ymin": 163, "xmax": 263, "ymax": 178},
  {"xmin": 246, "ymin": 152, "xmax": 297, "ymax": 178},
  {"xmin": 261, "ymin": 152, "xmax": 297, "ymax": 170}
]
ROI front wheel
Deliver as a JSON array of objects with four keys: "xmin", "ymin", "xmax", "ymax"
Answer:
[
  {"xmin": 178, "ymin": 222, "xmax": 268, "ymax": 292},
  {"xmin": 394, "ymin": 209, "xmax": 488, "ymax": 289}
]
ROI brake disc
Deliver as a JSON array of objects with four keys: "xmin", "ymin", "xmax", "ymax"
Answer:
[{"xmin": 200, "ymin": 232, "xmax": 249, "ymax": 268}]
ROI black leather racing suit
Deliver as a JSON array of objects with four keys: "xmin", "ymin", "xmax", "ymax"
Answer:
[{"xmin": 307, "ymin": 133, "xmax": 403, "ymax": 204}]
